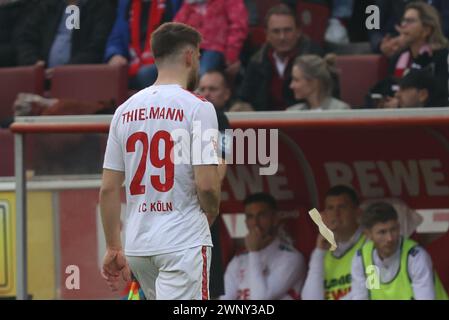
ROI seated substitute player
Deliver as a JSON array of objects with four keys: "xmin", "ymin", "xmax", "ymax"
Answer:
[
  {"xmin": 100, "ymin": 22, "xmax": 221, "ymax": 300},
  {"xmin": 220, "ymin": 193, "xmax": 306, "ymax": 300},
  {"xmin": 301, "ymin": 185, "xmax": 365, "ymax": 300},
  {"xmin": 351, "ymin": 202, "xmax": 449, "ymax": 300}
]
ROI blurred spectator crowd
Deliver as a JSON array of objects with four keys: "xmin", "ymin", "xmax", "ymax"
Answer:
[
  {"xmin": 1, "ymin": 0, "xmax": 449, "ymax": 127},
  {"xmin": 1, "ymin": 0, "xmax": 449, "ymax": 175}
]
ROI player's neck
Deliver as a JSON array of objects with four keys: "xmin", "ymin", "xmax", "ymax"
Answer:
[
  {"xmin": 153, "ymin": 70, "xmax": 188, "ymax": 89},
  {"xmin": 259, "ymin": 235, "xmax": 276, "ymax": 251}
]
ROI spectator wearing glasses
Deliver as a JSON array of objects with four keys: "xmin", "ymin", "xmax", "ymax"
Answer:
[
  {"xmin": 369, "ymin": 0, "xmax": 449, "ymax": 57},
  {"xmin": 390, "ymin": 2, "xmax": 449, "ymax": 106}
]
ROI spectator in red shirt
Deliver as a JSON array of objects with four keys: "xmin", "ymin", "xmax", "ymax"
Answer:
[{"xmin": 174, "ymin": 0, "xmax": 249, "ymax": 77}]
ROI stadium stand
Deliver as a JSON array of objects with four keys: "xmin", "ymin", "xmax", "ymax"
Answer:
[
  {"xmin": 296, "ymin": 0, "xmax": 330, "ymax": 46},
  {"xmin": 0, "ymin": 64, "xmax": 44, "ymax": 123},
  {"xmin": 335, "ymin": 54, "xmax": 388, "ymax": 107},
  {"xmin": 50, "ymin": 64, "xmax": 128, "ymax": 105}
]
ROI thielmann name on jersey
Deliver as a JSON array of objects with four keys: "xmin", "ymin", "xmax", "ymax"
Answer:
[{"xmin": 122, "ymin": 107, "xmax": 184, "ymax": 124}]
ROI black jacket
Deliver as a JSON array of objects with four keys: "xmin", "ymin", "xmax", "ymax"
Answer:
[
  {"xmin": 16, "ymin": 0, "xmax": 115, "ymax": 66},
  {"xmin": 0, "ymin": 0, "xmax": 31, "ymax": 67},
  {"xmin": 238, "ymin": 36, "xmax": 323, "ymax": 111},
  {"xmin": 389, "ymin": 47, "xmax": 449, "ymax": 107}
]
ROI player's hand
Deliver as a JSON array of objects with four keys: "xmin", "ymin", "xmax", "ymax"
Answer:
[
  {"xmin": 380, "ymin": 35, "xmax": 401, "ymax": 58},
  {"xmin": 109, "ymin": 55, "xmax": 128, "ymax": 67},
  {"xmin": 316, "ymin": 233, "xmax": 331, "ymax": 250},
  {"xmin": 245, "ymin": 227, "xmax": 264, "ymax": 251},
  {"xmin": 35, "ymin": 60, "xmax": 45, "ymax": 67},
  {"xmin": 382, "ymin": 96, "xmax": 399, "ymax": 109},
  {"xmin": 45, "ymin": 68, "xmax": 54, "ymax": 80},
  {"xmin": 225, "ymin": 60, "xmax": 241, "ymax": 77},
  {"xmin": 101, "ymin": 247, "xmax": 131, "ymax": 291}
]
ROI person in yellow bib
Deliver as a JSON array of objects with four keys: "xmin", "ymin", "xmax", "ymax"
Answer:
[
  {"xmin": 302, "ymin": 185, "xmax": 366, "ymax": 300},
  {"xmin": 351, "ymin": 202, "xmax": 449, "ymax": 300}
]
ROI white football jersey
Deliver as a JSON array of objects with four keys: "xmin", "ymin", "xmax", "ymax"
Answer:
[
  {"xmin": 104, "ymin": 84, "xmax": 219, "ymax": 256},
  {"xmin": 220, "ymin": 238, "xmax": 306, "ymax": 300}
]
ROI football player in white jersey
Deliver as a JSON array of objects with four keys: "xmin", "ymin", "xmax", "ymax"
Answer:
[
  {"xmin": 100, "ymin": 22, "xmax": 221, "ymax": 300},
  {"xmin": 220, "ymin": 193, "xmax": 306, "ymax": 300}
]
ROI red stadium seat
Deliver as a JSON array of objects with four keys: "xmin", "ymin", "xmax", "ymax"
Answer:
[
  {"xmin": 297, "ymin": 1, "xmax": 330, "ymax": 46},
  {"xmin": 426, "ymin": 230, "xmax": 449, "ymax": 293},
  {"xmin": 0, "ymin": 65, "xmax": 44, "ymax": 122},
  {"xmin": 0, "ymin": 129, "xmax": 36, "ymax": 177},
  {"xmin": 50, "ymin": 65, "xmax": 128, "ymax": 105},
  {"xmin": 247, "ymin": 26, "xmax": 267, "ymax": 48},
  {"xmin": 335, "ymin": 55, "xmax": 388, "ymax": 107},
  {"xmin": 0, "ymin": 129, "xmax": 14, "ymax": 176}
]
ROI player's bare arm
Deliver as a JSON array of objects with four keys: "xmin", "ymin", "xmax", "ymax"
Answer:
[
  {"xmin": 99, "ymin": 168, "xmax": 131, "ymax": 290},
  {"xmin": 194, "ymin": 164, "xmax": 221, "ymax": 226}
]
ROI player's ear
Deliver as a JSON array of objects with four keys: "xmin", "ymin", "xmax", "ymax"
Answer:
[{"xmin": 184, "ymin": 48, "xmax": 194, "ymax": 67}]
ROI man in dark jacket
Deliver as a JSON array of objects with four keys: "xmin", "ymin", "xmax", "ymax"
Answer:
[
  {"xmin": 238, "ymin": 3, "xmax": 323, "ymax": 111},
  {"xmin": 16, "ymin": 0, "xmax": 115, "ymax": 69},
  {"xmin": 0, "ymin": 0, "xmax": 33, "ymax": 67}
]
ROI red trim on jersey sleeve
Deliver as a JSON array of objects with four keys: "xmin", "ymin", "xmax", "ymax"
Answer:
[
  {"xmin": 201, "ymin": 246, "xmax": 209, "ymax": 300},
  {"xmin": 288, "ymin": 288, "xmax": 301, "ymax": 300},
  {"xmin": 182, "ymin": 88, "xmax": 209, "ymax": 102}
]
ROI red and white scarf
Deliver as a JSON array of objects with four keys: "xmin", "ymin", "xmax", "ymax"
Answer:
[
  {"xmin": 394, "ymin": 44, "xmax": 433, "ymax": 78},
  {"xmin": 128, "ymin": 0, "xmax": 166, "ymax": 76}
]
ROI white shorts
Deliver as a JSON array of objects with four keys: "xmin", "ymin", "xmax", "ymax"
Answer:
[{"xmin": 127, "ymin": 246, "xmax": 211, "ymax": 300}]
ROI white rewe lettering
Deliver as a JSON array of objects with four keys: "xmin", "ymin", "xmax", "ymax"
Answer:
[{"xmin": 325, "ymin": 159, "xmax": 449, "ymax": 197}]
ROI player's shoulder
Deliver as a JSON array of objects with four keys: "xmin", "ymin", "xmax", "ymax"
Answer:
[
  {"xmin": 277, "ymin": 240, "xmax": 297, "ymax": 253},
  {"xmin": 235, "ymin": 247, "xmax": 249, "ymax": 257},
  {"xmin": 181, "ymin": 89, "xmax": 209, "ymax": 103},
  {"xmin": 276, "ymin": 241, "xmax": 304, "ymax": 262},
  {"xmin": 178, "ymin": 89, "xmax": 214, "ymax": 108},
  {"xmin": 408, "ymin": 245, "xmax": 427, "ymax": 259}
]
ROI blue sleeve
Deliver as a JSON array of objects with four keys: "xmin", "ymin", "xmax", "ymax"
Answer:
[
  {"xmin": 104, "ymin": 0, "xmax": 131, "ymax": 62},
  {"xmin": 170, "ymin": 0, "xmax": 183, "ymax": 17}
]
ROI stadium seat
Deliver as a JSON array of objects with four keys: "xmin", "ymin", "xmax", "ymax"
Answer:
[
  {"xmin": 426, "ymin": 230, "xmax": 449, "ymax": 293},
  {"xmin": 247, "ymin": 26, "xmax": 267, "ymax": 48},
  {"xmin": 50, "ymin": 65, "xmax": 128, "ymax": 105},
  {"xmin": 335, "ymin": 55, "xmax": 388, "ymax": 107},
  {"xmin": 297, "ymin": 1, "xmax": 330, "ymax": 46},
  {"xmin": 0, "ymin": 65, "xmax": 44, "ymax": 123},
  {"xmin": 0, "ymin": 129, "xmax": 14, "ymax": 176},
  {"xmin": 0, "ymin": 129, "xmax": 38, "ymax": 177}
]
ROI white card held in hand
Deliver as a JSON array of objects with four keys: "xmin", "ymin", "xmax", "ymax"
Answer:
[{"xmin": 308, "ymin": 208, "xmax": 337, "ymax": 251}]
